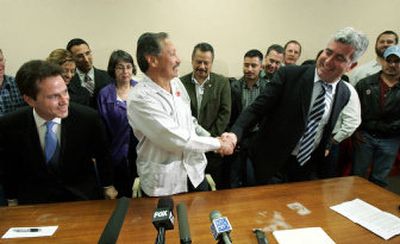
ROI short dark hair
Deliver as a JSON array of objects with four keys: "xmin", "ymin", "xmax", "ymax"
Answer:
[
  {"xmin": 66, "ymin": 38, "xmax": 89, "ymax": 51},
  {"xmin": 244, "ymin": 49, "xmax": 263, "ymax": 62},
  {"xmin": 284, "ymin": 40, "xmax": 302, "ymax": 55},
  {"xmin": 192, "ymin": 42, "xmax": 214, "ymax": 60},
  {"xmin": 15, "ymin": 60, "xmax": 63, "ymax": 99},
  {"xmin": 376, "ymin": 30, "xmax": 399, "ymax": 45},
  {"xmin": 266, "ymin": 44, "xmax": 284, "ymax": 56},
  {"xmin": 107, "ymin": 50, "xmax": 136, "ymax": 79},
  {"xmin": 136, "ymin": 32, "xmax": 168, "ymax": 73}
]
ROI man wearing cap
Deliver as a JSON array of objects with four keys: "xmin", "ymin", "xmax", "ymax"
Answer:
[{"xmin": 353, "ymin": 45, "xmax": 400, "ymax": 187}]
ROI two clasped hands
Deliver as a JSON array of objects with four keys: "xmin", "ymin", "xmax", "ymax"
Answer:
[{"xmin": 216, "ymin": 132, "xmax": 238, "ymax": 156}]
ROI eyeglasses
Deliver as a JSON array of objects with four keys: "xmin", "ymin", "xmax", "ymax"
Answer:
[{"xmin": 115, "ymin": 65, "xmax": 133, "ymax": 71}]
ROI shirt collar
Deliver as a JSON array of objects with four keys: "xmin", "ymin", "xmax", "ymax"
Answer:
[
  {"xmin": 76, "ymin": 67, "xmax": 94, "ymax": 82},
  {"xmin": 33, "ymin": 109, "xmax": 62, "ymax": 128},
  {"xmin": 191, "ymin": 74, "xmax": 210, "ymax": 86},
  {"xmin": 242, "ymin": 77, "xmax": 261, "ymax": 89},
  {"xmin": 314, "ymin": 68, "xmax": 339, "ymax": 91}
]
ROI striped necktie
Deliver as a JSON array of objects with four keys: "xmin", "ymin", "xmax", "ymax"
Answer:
[
  {"xmin": 297, "ymin": 81, "xmax": 332, "ymax": 166},
  {"xmin": 84, "ymin": 74, "xmax": 95, "ymax": 96}
]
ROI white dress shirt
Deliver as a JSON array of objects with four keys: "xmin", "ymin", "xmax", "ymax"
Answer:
[
  {"xmin": 292, "ymin": 70, "xmax": 339, "ymax": 155},
  {"xmin": 332, "ymin": 82, "xmax": 361, "ymax": 143},
  {"xmin": 127, "ymin": 75, "xmax": 220, "ymax": 196},
  {"xmin": 32, "ymin": 109, "xmax": 61, "ymax": 153}
]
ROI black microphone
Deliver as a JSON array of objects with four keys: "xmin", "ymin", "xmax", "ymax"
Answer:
[
  {"xmin": 152, "ymin": 197, "xmax": 174, "ymax": 244},
  {"xmin": 209, "ymin": 210, "xmax": 232, "ymax": 244},
  {"xmin": 176, "ymin": 203, "xmax": 192, "ymax": 244},
  {"xmin": 98, "ymin": 197, "xmax": 130, "ymax": 244}
]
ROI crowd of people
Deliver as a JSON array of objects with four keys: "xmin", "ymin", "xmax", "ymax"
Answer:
[{"xmin": 0, "ymin": 27, "xmax": 399, "ymax": 206}]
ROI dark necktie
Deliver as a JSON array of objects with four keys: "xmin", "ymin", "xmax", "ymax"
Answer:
[{"xmin": 297, "ymin": 81, "xmax": 332, "ymax": 166}]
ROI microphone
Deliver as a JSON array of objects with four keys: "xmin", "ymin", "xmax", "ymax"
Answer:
[
  {"xmin": 209, "ymin": 210, "xmax": 232, "ymax": 244},
  {"xmin": 253, "ymin": 229, "xmax": 268, "ymax": 244},
  {"xmin": 152, "ymin": 197, "xmax": 174, "ymax": 244},
  {"xmin": 176, "ymin": 203, "xmax": 192, "ymax": 244},
  {"xmin": 98, "ymin": 197, "xmax": 130, "ymax": 244}
]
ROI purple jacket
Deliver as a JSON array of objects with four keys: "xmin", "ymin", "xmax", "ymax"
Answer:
[{"xmin": 97, "ymin": 80, "xmax": 138, "ymax": 164}]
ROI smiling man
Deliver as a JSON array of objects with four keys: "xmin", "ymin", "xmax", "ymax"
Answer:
[
  {"xmin": 0, "ymin": 60, "xmax": 117, "ymax": 205},
  {"xmin": 180, "ymin": 42, "xmax": 231, "ymax": 189},
  {"xmin": 223, "ymin": 27, "xmax": 369, "ymax": 184},
  {"xmin": 127, "ymin": 33, "xmax": 233, "ymax": 196}
]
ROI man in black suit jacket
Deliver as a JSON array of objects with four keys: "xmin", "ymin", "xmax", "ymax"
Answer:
[
  {"xmin": 67, "ymin": 38, "xmax": 111, "ymax": 109},
  {"xmin": 0, "ymin": 60, "xmax": 117, "ymax": 205},
  {"xmin": 223, "ymin": 27, "xmax": 369, "ymax": 184}
]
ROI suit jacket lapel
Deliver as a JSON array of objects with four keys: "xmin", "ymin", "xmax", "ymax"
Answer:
[
  {"xmin": 199, "ymin": 75, "xmax": 214, "ymax": 122},
  {"xmin": 184, "ymin": 73, "xmax": 198, "ymax": 118},
  {"xmin": 298, "ymin": 67, "xmax": 316, "ymax": 124},
  {"xmin": 23, "ymin": 110, "xmax": 47, "ymax": 167}
]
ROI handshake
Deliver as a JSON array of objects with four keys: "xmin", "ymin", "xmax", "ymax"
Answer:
[{"xmin": 216, "ymin": 132, "xmax": 238, "ymax": 156}]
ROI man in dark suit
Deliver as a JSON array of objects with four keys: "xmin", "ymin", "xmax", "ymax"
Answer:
[
  {"xmin": 222, "ymin": 27, "xmax": 369, "ymax": 184},
  {"xmin": 180, "ymin": 42, "xmax": 231, "ymax": 188},
  {"xmin": 66, "ymin": 38, "xmax": 111, "ymax": 109},
  {"xmin": 0, "ymin": 60, "xmax": 117, "ymax": 206}
]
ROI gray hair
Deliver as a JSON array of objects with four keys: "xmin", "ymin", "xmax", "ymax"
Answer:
[{"xmin": 332, "ymin": 27, "xmax": 369, "ymax": 62}]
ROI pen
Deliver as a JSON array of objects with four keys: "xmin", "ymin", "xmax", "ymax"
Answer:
[{"xmin": 13, "ymin": 228, "xmax": 40, "ymax": 232}]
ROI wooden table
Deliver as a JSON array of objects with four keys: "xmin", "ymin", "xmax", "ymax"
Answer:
[{"xmin": 1, "ymin": 176, "xmax": 399, "ymax": 243}]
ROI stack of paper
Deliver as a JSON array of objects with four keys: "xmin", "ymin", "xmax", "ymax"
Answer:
[
  {"xmin": 273, "ymin": 227, "xmax": 335, "ymax": 244},
  {"xmin": 330, "ymin": 198, "xmax": 400, "ymax": 240}
]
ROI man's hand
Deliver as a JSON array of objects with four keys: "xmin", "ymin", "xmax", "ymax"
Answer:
[
  {"xmin": 217, "ymin": 137, "xmax": 234, "ymax": 156},
  {"xmin": 221, "ymin": 132, "xmax": 237, "ymax": 148},
  {"xmin": 103, "ymin": 186, "xmax": 118, "ymax": 199},
  {"xmin": 216, "ymin": 132, "xmax": 238, "ymax": 156}
]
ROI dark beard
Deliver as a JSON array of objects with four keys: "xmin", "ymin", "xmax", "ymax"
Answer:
[{"xmin": 375, "ymin": 46, "xmax": 384, "ymax": 58}]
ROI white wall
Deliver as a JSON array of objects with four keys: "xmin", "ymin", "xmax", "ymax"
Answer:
[{"xmin": 1, "ymin": 0, "xmax": 399, "ymax": 78}]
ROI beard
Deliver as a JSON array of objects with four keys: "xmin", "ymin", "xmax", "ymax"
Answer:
[{"xmin": 375, "ymin": 46, "xmax": 385, "ymax": 58}]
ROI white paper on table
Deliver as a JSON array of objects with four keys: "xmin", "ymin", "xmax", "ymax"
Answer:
[
  {"xmin": 273, "ymin": 227, "xmax": 335, "ymax": 244},
  {"xmin": 330, "ymin": 198, "xmax": 400, "ymax": 240},
  {"xmin": 2, "ymin": 226, "xmax": 58, "ymax": 239}
]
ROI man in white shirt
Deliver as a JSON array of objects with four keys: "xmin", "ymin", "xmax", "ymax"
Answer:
[
  {"xmin": 349, "ymin": 30, "xmax": 398, "ymax": 86},
  {"xmin": 127, "ymin": 32, "xmax": 233, "ymax": 196}
]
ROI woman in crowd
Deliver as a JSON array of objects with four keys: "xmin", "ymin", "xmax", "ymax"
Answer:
[
  {"xmin": 46, "ymin": 49, "xmax": 76, "ymax": 85},
  {"xmin": 97, "ymin": 50, "xmax": 138, "ymax": 197}
]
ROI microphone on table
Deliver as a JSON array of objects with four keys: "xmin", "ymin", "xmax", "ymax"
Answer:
[
  {"xmin": 209, "ymin": 210, "xmax": 232, "ymax": 244},
  {"xmin": 253, "ymin": 228, "xmax": 268, "ymax": 244},
  {"xmin": 176, "ymin": 202, "xmax": 192, "ymax": 244},
  {"xmin": 98, "ymin": 197, "xmax": 130, "ymax": 244},
  {"xmin": 152, "ymin": 197, "xmax": 174, "ymax": 244}
]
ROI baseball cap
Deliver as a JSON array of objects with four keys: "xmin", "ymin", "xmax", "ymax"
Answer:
[{"xmin": 383, "ymin": 45, "xmax": 400, "ymax": 59}]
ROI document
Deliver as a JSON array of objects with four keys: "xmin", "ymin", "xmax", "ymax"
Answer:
[
  {"xmin": 2, "ymin": 226, "xmax": 58, "ymax": 239},
  {"xmin": 273, "ymin": 227, "xmax": 335, "ymax": 244},
  {"xmin": 330, "ymin": 198, "xmax": 400, "ymax": 240}
]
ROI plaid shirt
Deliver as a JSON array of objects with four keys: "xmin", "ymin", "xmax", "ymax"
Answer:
[
  {"xmin": 0, "ymin": 75, "xmax": 25, "ymax": 116},
  {"xmin": 241, "ymin": 78, "xmax": 267, "ymax": 109}
]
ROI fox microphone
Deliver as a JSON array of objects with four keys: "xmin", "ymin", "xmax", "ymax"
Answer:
[
  {"xmin": 176, "ymin": 203, "xmax": 192, "ymax": 244},
  {"xmin": 152, "ymin": 197, "xmax": 174, "ymax": 244},
  {"xmin": 209, "ymin": 210, "xmax": 232, "ymax": 244}
]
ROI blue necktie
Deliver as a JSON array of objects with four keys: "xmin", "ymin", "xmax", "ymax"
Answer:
[
  {"xmin": 45, "ymin": 120, "xmax": 58, "ymax": 163},
  {"xmin": 297, "ymin": 81, "xmax": 332, "ymax": 166}
]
